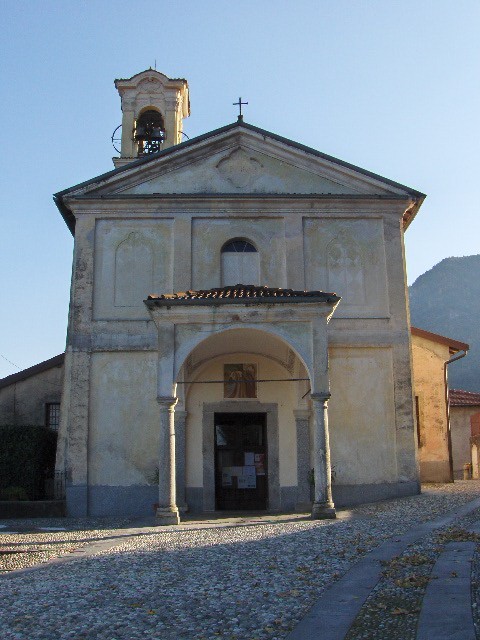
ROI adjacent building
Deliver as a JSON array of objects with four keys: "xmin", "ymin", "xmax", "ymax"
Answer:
[{"xmin": 410, "ymin": 327, "xmax": 468, "ymax": 483}]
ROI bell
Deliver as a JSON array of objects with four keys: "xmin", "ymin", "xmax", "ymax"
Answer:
[{"xmin": 135, "ymin": 125, "xmax": 146, "ymax": 140}]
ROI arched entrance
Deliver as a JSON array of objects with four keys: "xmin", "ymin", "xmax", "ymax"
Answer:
[
  {"xmin": 177, "ymin": 328, "xmax": 311, "ymax": 512},
  {"xmin": 145, "ymin": 284, "xmax": 340, "ymax": 524}
]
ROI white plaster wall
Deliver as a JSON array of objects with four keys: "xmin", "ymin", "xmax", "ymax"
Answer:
[
  {"xmin": 93, "ymin": 219, "xmax": 174, "ymax": 320},
  {"xmin": 191, "ymin": 218, "xmax": 287, "ymax": 290},
  {"xmin": 89, "ymin": 352, "xmax": 159, "ymax": 485},
  {"xmin": 184, "ymin": 355, "xmax": 297, "ymax": 488},
  {"xmin": 304, "ymin": 218, "xmax": 389, "ymax": 317},
  {"xmin": 328, "ymin": 347, "xmax": 397, "ymax": 484}
]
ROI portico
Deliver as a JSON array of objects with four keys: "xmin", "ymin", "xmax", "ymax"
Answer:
[{"xmin": 145, "ymin": 284, "xmax": 340, "ymax": 524}]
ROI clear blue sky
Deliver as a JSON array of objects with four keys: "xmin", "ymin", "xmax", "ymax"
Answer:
[{"xmin": 1, "ymin": 1, "xmax": 479, "ymax": 377}]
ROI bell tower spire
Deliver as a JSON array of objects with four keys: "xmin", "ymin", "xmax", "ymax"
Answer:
[{"xmin": 113, "ymin": 69, "xmax": 190, "ymax": 168}]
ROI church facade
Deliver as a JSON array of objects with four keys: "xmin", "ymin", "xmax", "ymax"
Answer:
[{"xmin": 54, "ymin": 69, "xmax": 425, "ymax": 522}]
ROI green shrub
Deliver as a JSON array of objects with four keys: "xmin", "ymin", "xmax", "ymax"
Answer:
[{"xmin": 0, "ymin": 426, "xmax": 57, "ymax": 500}]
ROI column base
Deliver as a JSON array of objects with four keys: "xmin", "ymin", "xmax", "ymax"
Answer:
[
  {"xmin": 311, "ymin": 501, "xmax": 336, "ymax": 519},
  {"xmin": 155, "ymin": 506, "xmax": 180, "ymax": 525}
]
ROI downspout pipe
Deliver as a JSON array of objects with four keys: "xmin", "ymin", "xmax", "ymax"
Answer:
[{"xmin": 445, "ymin": 349, "xmax": 468, "ymax": 481}]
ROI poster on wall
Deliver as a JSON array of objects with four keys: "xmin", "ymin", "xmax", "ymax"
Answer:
[{"xmin": 224, "ymin": 364, "xmax": 257, "ymax": 398}]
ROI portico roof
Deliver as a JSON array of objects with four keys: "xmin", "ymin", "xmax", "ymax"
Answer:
[{"xmin": 146, "ymin": 284, "xmax": 340, "ymax": 306}]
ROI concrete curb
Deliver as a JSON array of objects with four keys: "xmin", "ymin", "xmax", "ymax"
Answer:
[{"xmin": 416, "ymin": 541, "xmax": 476, "ymax": 640}]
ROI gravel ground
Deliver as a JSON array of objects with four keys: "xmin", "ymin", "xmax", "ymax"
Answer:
[
  {"xmin": 1, "ymin": 481, "xmax": 480, "ymax": 640},
  {"xmin": 0, "ymin": 518, "xmax": 131, "ymax": 573}
]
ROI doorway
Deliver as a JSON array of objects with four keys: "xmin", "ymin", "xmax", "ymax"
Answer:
[{"xmin": 214, "ymin": 413, "xmax": 268, "ymax": 510}]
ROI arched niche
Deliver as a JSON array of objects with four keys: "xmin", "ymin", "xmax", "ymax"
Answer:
[
  {"xmin": 326, "ymin": 232, "xmax": 366, "ymax": 305},
  {"xmin": 114, "ymin": 232, "xmax": 154, "ymax": 307}
]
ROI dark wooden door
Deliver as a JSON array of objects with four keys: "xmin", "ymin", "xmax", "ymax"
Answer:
[{"xmin": 214, "ymin": 413, "xmax": 267, "ymax": 510}]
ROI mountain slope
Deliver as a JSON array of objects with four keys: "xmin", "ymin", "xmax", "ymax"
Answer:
[{"xmin": 409, "ymin": 255, "xmax": 480, "ymax": 392}]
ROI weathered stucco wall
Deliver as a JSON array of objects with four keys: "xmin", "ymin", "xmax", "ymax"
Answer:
[
  {"xmin": 411, "ymin": 334, "xmax": 451, "ymax": 482},
  {"xmin": 93, "ymin": 219, "xmax": 174, "ymax": 320},
  {"xmin": 191, "ymin": 218, "xmax": 287, "ymax": 290},
  {"xmin": 451, "ymin": 406, "xmax": 478, "ymax": 478},
  {"xmin": 304, "ymin": 218, "xmax": 389, "ymax": 317},
  {"xmin": 0, "ymin": 364, "xmax": 63, "ymax": 427},
  {"xmin": 329, "ymin": 347, "xmax": 397, "ymax": 484},
  {"xmin": 88, "ymin": 351, "xmax": 159, "ymax": 486}
]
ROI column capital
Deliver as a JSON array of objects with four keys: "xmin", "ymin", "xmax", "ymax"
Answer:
[
  {"xmin": 157, "ymin": 396, "xmax": 178, "ymax": 409},
  {"xmin": 310, "ymin": 392, "xmax": 331, "ymax": 403}
]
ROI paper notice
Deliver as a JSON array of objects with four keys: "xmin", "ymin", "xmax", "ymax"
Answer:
[
  {"xmin": 244, "ymin": 452, "xmax": 255, "ymax": 466},
  {"xmin": 238, "ymin": 475, "xmax": 256, "ymax": 489},
  {"xmin": 222, "ymin": 468, "xmax": 232, "ymax": 487}
]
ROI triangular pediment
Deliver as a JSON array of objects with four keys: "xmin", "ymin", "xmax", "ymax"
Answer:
[{"xmin": 58, "ymin": 122, "xmax": 424, "ymax": 203}]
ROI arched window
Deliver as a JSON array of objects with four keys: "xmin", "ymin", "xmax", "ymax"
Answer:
[
  {"xmin": 221, "ymin": 239, "xmax": 260, "ymax": 286},
  {"xmin": 134, "ymin": 109, "xmax": 165, "ymax": 155}
]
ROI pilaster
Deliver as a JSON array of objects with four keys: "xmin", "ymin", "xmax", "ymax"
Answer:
[
  {"xmin": 175, "ymin": 410, "xmax": 188, "ymax": 511},
  {"xmin": 294, "ymin": 409, "xmax": 312, "ymax": 511}
]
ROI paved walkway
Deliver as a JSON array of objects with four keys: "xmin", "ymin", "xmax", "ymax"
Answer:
[
  {"xmin": 1, "ymin": 482, "xmax": 480, "ymax": 639},
  {"xmin": 286, "ymin": 496, "xmax": 480, "ymax": 640}
]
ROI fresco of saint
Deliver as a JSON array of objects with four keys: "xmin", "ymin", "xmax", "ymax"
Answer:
[{"xmin": 224, "ymin": 364, "xmax": 257, "ymax": 398}]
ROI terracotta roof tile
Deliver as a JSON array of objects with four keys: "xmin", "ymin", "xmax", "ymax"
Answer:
[
  {"xmin": 147, "ymin": 284, "xmax": 339, "ymax": 304},
  {"xmin": 450, "ymin": 389, "xmax": 480, "ymax": 406}
]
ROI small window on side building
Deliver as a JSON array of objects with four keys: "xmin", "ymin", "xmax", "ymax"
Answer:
[
  {"xmin": 46, "ymin": 403, "xmax": 61, "ymax": 431},
  {"xmin": 415, "ymin": 395, "xmax": 422, "ymax": 448}
]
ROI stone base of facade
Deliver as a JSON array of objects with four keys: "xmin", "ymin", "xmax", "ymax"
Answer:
[
  {"xmin": 65, "ymin": 481, "xmax": 422, "ymax": 517},
  {"xmin": 66, "ymin": 485, "xmax": 158, "ymax": 517},
  {"xmin": 66, "ymin": 485, "xmax": 89, "ymax": 517},
  {"xmin": 295, "ymin": 502, "xmax": 313, "ymax": 513},
  {"xmin": 155, "ymin": 506, "xmax": 180, "ymax": 525},
  {"xmin": 332, "ymin": 480, "xmax": 420, "ymax": 507}
]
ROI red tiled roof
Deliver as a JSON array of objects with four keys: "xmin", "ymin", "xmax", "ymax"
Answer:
[
  {"xmin": 449, "ymin": 389, "xmax": 480, "ymax": 406},
  {"xmin": 411, "ymin": 326, "xmax": 469, "ymax": 353},
  {"xmin": 147, "ymin": 284, "xmax": 340, "ymax": 304}
]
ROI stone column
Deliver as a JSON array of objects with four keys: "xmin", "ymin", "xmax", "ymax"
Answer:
[
  {"xmin": 156, "ymin": 396, "xmax": 180, "ymax": 525},
  {"xmin": 310, "ymin": 392, "xmax": 336, "ymax": 519},
  {"xmin": 175, "ymin": 410, "xmax": 188, "ymax": 512},
  {"xmin": 294, "ymin": 409, "xmax": 312, "ymax": 511}
]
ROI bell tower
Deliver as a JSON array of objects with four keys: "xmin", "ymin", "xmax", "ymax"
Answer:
[{"xmin": 113, "ymin": 69, "xmax": 190, "ymax": 167}]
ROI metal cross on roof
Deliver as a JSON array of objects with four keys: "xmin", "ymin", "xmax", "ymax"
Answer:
[{"xmin": 233, "ymin": 97, "xmax": 248, "ymax": 121}]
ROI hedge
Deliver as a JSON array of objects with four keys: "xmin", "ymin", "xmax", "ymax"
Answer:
[{"xmin": 0, "ymin": 425, "xmax": 57, "ymax": 500}]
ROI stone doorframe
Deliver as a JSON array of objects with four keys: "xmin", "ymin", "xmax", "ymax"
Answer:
[{"xmin": 202, "ymin": 401, "xmax": 280, "ymax": 512}]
